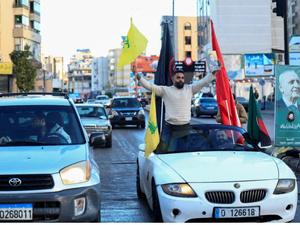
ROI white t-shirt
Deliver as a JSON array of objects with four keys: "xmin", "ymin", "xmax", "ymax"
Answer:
[{"xmin": 139, "ymin": 73, "xmax": 215, "ymax": 125}]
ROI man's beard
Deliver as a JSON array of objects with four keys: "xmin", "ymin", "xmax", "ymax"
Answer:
[{"xmin": 175, "ymin": 81, "xmax": 184, "ymax": 89}]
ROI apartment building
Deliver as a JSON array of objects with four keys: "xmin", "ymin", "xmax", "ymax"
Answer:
[
  {"xmin": 0, "ymin": 0, "xmax": 41, "ymax": 93},
  {"xmin": 68, "ymin": 49, "xmax": 93, "ymax": 94},
  {"xmin": 91, "ymin": 57, "xmax": 110, "ymax": 92}
]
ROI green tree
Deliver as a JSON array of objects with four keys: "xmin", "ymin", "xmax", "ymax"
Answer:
[{"xmin": 9, "ymin": 44, "xmax": 37, "ymax": 92}]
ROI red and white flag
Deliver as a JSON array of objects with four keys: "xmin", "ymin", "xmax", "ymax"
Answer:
[{"xmin": 211, "ymin": 20, "xmax": 241, "ymax": 127}]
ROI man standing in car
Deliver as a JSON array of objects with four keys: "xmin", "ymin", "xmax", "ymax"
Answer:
[{"xmin": 132, "ymin": 63, "xmax": 221, "ymax": 134}]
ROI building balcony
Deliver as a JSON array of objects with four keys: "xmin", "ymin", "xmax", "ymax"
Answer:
[{"xmin": 13, "ymin": 25, "xmax": 41, "ymax": 43}]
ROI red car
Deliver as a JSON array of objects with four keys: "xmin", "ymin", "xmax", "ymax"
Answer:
[
  {"xmin": 138, "ymin": 97, "xmax": 148, "ymax": 107},
  {"xmin": 74, "ymin": 98, "xmax": 84, "ymax": 104}
]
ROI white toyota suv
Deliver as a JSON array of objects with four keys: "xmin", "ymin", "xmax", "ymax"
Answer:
[{"xmin": 0, "ymin": 92, "xmax": 105, "ymax": 222}]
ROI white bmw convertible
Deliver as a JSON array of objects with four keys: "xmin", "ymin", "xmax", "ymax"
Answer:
[{"xmin": 136, "ymin": 124, "xmax": 298, "ymax": 222}]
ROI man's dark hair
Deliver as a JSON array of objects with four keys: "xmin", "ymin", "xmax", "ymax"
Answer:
[
  {"xmin": 174, "ymin": 69, "xmax": 184, "ymax": 76},
  {"xmin": 34, "ymin": 111, "xmax": 46, "ymax": 120}
]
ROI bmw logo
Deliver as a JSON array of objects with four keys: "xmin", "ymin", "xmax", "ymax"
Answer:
[
  {"xmin": 9, "ymin": 178, "xmax": 22, "ymax": 187},
  {"xmin": 234, "ymin": 183, "xmax": 240, "ymax": 189}
]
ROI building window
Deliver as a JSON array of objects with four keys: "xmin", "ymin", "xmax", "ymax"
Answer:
[
  {"xmin": 15, "ymin": 15, "xmax": 29, "ymax": 26},
  {"xmin": 185, "ymin": 36, "xmax": 191, "ymax": 45},
  {"xmin": 30, "ymin": 1, "xmax": 40, "ymax": 15},
  {"xmin": 184, "ymin": 22, "xmax": 191, "ymax": 30},
  {"xmin": 30, "ymin": 21, "xmax": 40, "ymax": 33},
  {"xmin": 185, "ymin": 51, "xmax": 191, "ymax": 58},
  {"xmin": 14, "ymin": 0, "xmax": 29, "ymax": 8}
]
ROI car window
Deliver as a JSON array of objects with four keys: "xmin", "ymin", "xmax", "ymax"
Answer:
[
  {"xmin": 76, "ymin": 106, "xmax": 106, "ymax": 117},
  {"xmin": 156, "ymin": 126, "xmax": 256, "ymax": 154},
  {"xmin": 200, "ymin": 98, "xmax": 217, "ymax": 103},
  {"xmin": 236, "ymin": 97, "xmax": 246, "ymax": 101},
  {"xmin": 0, "ymin": 105, "xmax": 85, "ymax": 146},
  {"xmin": 96, "ymin": 95, "xmax": 109, "ymax": 100}
]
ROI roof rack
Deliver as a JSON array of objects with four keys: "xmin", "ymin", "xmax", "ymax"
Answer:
[{"xmin": 0, "ymin": 92, "xmax": 69, "ymax": 99}]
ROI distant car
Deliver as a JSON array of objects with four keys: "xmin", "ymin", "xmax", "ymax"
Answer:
[
  {"xmin": 86, "ymin": 99, "xmax": 95, "ymax": 104},
  {"xmin": 73, "ymin": 97, "xmax": 84, "ymax": 104},
  {"xmin": 236, "ymin": 96, "xmax": 249, "ymax": 112},
  {"xmin": 191, "ymin": 97, "xmax": 219, "ymax": 118},
  {"xmin": 95, "ymin": 95, "xmax": 111, "ymax": 107},
  {"xmin": 76, "ymin": 104, "xmax": 112, "ymax": 148},
  {"xmin": 137, "ymin": 124, "xmax": 297, "ymax": 222},
  {"xmin": 108, "ymin": 96, "xmax": 145, "ymax": 128},
  {"xmin": 138, "ymin": 97, "xmax": 149, "ymax": 107}
]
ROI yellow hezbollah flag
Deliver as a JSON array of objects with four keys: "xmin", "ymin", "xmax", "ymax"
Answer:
[
  {"xmin": 117, "ymin": 18, "xmax": 148, "ymax": 70},
  {"xmin": 144, "ymin": 89, "xmax": 160, "ymax": 158}
]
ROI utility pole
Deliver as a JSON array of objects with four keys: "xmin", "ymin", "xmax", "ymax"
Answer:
[
  {"xmin": 273, "ymin": 0, "xmax": 289, "ymax": 64},
  {"xmin": 283, "ymin": 0, "xmax": 289, "ymax": 65}
]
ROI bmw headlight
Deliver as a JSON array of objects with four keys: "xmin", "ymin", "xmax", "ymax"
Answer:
[
  {"xmin": 138, "ymin": 109, "xmax": 145, "ymax": 115},
  {"xmin": 273, "ymin": 179, "xmax": 296, "ymax": 194},
  {"xmin": 161, "ymin": 183, "xmax": 197, "ymax": 197},
  {"xmin": 60, "ymin": 161, "xmax": 91, "ymax": 185}
]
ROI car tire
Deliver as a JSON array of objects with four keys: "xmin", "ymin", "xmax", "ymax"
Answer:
[
  {"xmin": 93, "ymin": 210, "xmax": 101, "ymax": 222},
  {"xmin": 141, "ymin": 122, "xmax": 145, "ymax": 129},
  {"xmin": 152, "ymin": 181, "xmax": 163, "ymax": 222},
  {"xmin": 105, "ymin": 134, "xmax": 112, "ymax": 148},
  {"xmin": 136, "ymin": 163, "xmax": 146, "ymax": 199}
]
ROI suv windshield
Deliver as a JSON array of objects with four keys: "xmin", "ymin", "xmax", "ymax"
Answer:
[
  {"xmin": 0, "ymin": 105, "xmax": 85, "ymax": 146},
  {"xmin": 112, "ymin": 98, "xmax": 141, "ymax": 108}
]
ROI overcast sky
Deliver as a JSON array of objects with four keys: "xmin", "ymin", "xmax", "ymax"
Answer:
[{"xmin": 40, "ymin": 0, "xmax": 197, "ymax": 64}]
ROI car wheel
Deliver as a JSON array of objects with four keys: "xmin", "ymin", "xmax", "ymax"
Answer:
[
  {"xmin": 92, "ymin": 210, "xmax": 101, "ymax": 222},
  {"xmin": 141, "ymin": 122, "xmax": 145, "ymax": 129},
  {"xmin": 196, "ymin": 110, "xmax": 200, "ymax": 118},
  {"xmin": 136, "ymin": 163, "xmax": 145, "ymax": 198},
  {"xmin": 152, "ymin": 181, "xmax": 162, "ymax": 222},
  {"xmin": 105, "ymin": 134, "xmax": 112, "ymax": 148}
]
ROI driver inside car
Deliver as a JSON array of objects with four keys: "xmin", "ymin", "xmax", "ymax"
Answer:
[
  {"xmin": 29, "ymin": 111, "xmax": 71, "ymax": 143},
  {"xmin": 214, "ymin": 129, "xmax": 233, "ymax": 148}
]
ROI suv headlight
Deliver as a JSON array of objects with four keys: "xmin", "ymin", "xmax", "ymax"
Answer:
[
  {"xmin": 273, "ymin": 179, "xmax": 296, "ymax": 194},
  {"xmin": 138, "ymin": 109, "xmax": 145, "ymax": 115},
  {"xmin": 111, "ymin": 110, "xmax": 119, "ymax": 116},
  {"xmin": 60, "ymin": 161, "xmax": 91, "ymax": 185},
  {"xmin": 97, "ymin": 126, "xmax": 110, "ymax": 132},
  {"xmin": 161, "ymin": 183, "xmax": 197, "ymax": 197}
]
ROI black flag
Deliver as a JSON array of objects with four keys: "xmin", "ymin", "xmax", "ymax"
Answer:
[{"xmin": 154, "ymin": 23, "xmax": 175, "ymax": 133}]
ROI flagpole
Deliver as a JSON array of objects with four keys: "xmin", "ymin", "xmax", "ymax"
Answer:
[{"xmin": 134, "ymin": 59, "xmax": 138, "ymax": 97}]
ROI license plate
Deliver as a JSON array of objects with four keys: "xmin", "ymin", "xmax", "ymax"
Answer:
[
  {"xmin": 0, "ymin": 204, "xmax": 33, "ymax": 220},
  {"xmin": 125, "ymin": 117, "xmax": 132, "ymax": 121},
  {"xmin": 207, "ymin": 107, "xmax": 214, "ymax": 109},
  {"xmin": 214, "ymin": 206, "xmax": 259, "ymax": 218}
]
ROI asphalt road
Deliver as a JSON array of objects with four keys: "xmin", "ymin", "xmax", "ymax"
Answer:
[{"xmin": 95, "ymin": 108, "xmax": 299, "ymax": 222}]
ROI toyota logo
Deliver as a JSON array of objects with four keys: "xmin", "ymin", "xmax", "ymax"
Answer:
[{"xmin": 9, "ymin": 178, "xmax": 22, "ymax": 187}]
